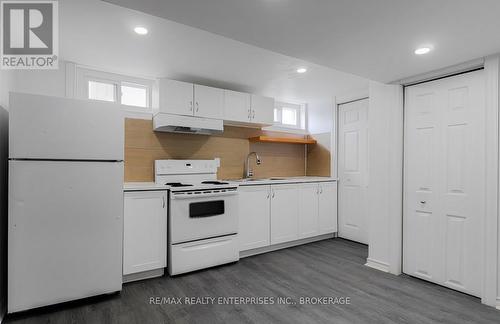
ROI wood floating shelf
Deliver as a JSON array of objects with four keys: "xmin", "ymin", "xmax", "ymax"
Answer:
[{"xmin": 249, "ymin": 136, "xmax": 317, "ymax": 145}]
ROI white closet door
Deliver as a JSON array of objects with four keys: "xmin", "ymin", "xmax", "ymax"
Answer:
[
  {"xmin": 404, "ymin": 70, "xmax": 485, "ymax": 297},
  {"xmin": 338, "ymin": 99, "xmax": 369, "ymax": 244}
]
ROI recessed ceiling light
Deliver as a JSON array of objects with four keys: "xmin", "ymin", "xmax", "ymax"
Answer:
[
  {"xmin": 134, "ymin": 26, "xmax": 148, "ymax": 35},
  {"xmin": 414, "ymin": 47, "xmax": 431, "ymax": 55},
  {"xmin": 297, "ymin": 67, "xmax": 307, "ymax": 73}
]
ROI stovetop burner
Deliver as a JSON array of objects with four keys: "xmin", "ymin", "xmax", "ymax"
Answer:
[
  {"xmin": 201, "ymin": 181, "xmax": 229, "ymax": 185},
  {"xmin": 166, "ymin": 182, "xmax": 194, "ymax": 187}
]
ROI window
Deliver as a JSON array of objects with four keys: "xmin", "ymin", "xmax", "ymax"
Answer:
[
  {"xmin": 273, "ymin": 102, "xmax": 305, "ymax": 130},
  {"xmin": 121, "ymin": 83, "xmax": 148, "ymax": 108},
  {"xmin": 88, "ymin": 81, "xmax": 115, "ymax": 102},
  {"xmin": 76, "ymin": 67, "xmax": 153, "ymax": 110}
]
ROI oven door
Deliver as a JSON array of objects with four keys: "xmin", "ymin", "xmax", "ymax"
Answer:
[{"xmin": 169, "ymin": 188, "xmax": 238, "ymax": 244}]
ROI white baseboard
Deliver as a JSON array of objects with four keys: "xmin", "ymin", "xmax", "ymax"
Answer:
[
  {"xmin": 365, "ymin": 258, "xmax": 390, "ymax": 273},
  {"xmin": 240, "ymin": 233, "xmax": 335, "ymax": 258},
  {"xmin": 123, "ymin": 268, "xmax": 164, "ymax": 283}
]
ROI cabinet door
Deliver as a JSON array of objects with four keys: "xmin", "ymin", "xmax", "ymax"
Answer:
[
  {"xmin": 250, "ymin": 94, "xmax": 274, "ymax": 125},
  {"xmin": 224, "ymin": 90, "xmax": 251, "ymax": 123},
  {"xmin": 270, "ymin": 184, "xmax": 300, "ymax": 244},
  {"xmin": 318, "ymin": 182, "xmax": 338, "ymax": 234},
  {"xmin": 299, "ymin": 183, "xmax": 319, "ymax": 239},
  {"xmin": 194, "ymin": 84, "xmax": 224, "ymax": 119},
  {"xmin": 159, "ymin": 79, "xmax": 194, "ymax": 116},
  {"xmin": 123, "ymin": 191, "xmax": 167, "ymax": 275},
  {"xmin": 238, "ymin": 185, "xmax": 271, "ymax": 251}
]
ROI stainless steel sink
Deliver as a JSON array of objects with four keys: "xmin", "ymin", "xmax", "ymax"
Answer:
[{"xmin": 231, "ymin": 177, "xmax": 289, "ymax": 182}]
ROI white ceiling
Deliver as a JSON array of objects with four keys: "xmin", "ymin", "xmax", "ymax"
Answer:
[
  {"xmin": 103, "ymin": 0, "xmax": 500, "ymax": 82},
  {"xmin": 58, "ymin": 0, "xmax": 368, "ymax": 121}
]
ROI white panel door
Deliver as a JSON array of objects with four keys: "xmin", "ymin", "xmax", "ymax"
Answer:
[
  {"xmin": 159, "ymin": 79, "xmax": 194, "ymax": 117},
  {"xmin": 338, "ymin": 99, "xmax": 369, "ymax": 244},
  {"xmin": 8, "ymin": 160, "xmax": 123, "ymax": 312},
  {"xmin": 319, "ymin": 182, "xmax": 338, "ymax": 234},
  {"xmin": 404, "ymin": 70, "xmax": 485, "ymax": 297},
  {"xmin": 238, "ymin": 185, "xmax": 271, "ymax": 251},
  {"xmin": 270, "ymin": 184, "xmax": 300, "ymax": 244},
  {"xmin": 194, "ymin": 84, "xmax": 224, "ymax": 119},
  {"xmin": 224, "ymin": 90, "xmax": 251, "ymax": 123},
  {"xmin": 123, "ymin": 191, "xmax": 167, "ymax": 275},
  {"xmin": 250, "ymin": 94, "xmax": 274, "ymax": 125},
  {"xmin": 299, "ymin": 183, "xmax": 319, "ymax": 239}
]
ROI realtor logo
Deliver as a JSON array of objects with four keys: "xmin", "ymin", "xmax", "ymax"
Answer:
[{"xmin": 1, "ymin": 0, "xmax": 58, "ymax": 69}]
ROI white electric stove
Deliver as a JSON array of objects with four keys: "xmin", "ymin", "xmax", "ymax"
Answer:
[{"xmin": 155, "ymin": 159, "xmax": 239, "ymax": 275}]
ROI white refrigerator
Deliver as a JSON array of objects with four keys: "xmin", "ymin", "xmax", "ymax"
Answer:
[{"xmin": 8, "ymin": 93, "xmax": 124, "ymax": 313}]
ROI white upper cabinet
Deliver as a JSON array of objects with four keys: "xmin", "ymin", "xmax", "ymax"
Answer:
[
  {"xmin": 223, "ymin": 90, "xmax": 251, "ymax": 123},
  {"xmin": 159, "ymin": 78, "xmax": 274, "ymax": 126},
  {"xmin": 318, "ymin": 182, "xmax": 338, "ymax": 234},
  {"xmin": 250, "ymin": 94, "xmax": 274, "ymax": 126},
  {"xmin": 159, "ymin": 79, "xmax": 194, "ymax": 117},
  {"xmin": 194, "ymin": 84, "xmax": 224, "ymax": 119},
  {"xmin": 299, "ymin": 183, "xmax": 320, "ymax": 239},
  {"xmin": 239, "ymin": 185, "xmax": 271, "ymax": 251}
]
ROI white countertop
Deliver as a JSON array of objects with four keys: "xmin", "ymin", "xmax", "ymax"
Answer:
[
  {"xmin": 124, "ymin": 177, "xmax": 336, "ymax": 191},
  {"xmin": 123, "ymin": 182, "xmax": 167, "ymax": 191},
  {"xmin": 226, "ymin": 176, "xmax": 337, "ymax": 186}
]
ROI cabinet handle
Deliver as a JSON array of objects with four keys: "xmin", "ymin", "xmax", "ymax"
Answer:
[
  {"xmin": 248, "ymin": 109, "xmax": 252, "ymax": 119},
  {"xmin": 320, "ymin": 187, "xmax": 323, "ymax": 194},
  {"xmin": 162, "ymin": 196, "xmax": 165, "ymax": 208},
  {"xmin": 252, "ymin": 109, "xmax": 255, "ymax": 119},
  {"xmin": 267, "ymin": 191, "xmax": 270, "ymax": 199},
  {"xmin": 272, "ymin": 190, "xmax": 275, "ymax": 198},
  {"xmin": 420, "ymin": 201, "xmax": 426, "ymax": 204},
  {"xmin": 189, "ymin": 101, "xmax": 193, "ymax": 111},
  {"xmin": 196, "ymin": 102, "xmax": 199, "ymax": 112}
]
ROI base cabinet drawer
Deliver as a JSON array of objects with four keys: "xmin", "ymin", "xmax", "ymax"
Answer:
[
  {"xmin": 123, "ymin": 191, "xmax": 167, "ymax": 276},
  {"xmin": 170, "ymin": 235, "xmax": 239, "ymax": 275}
]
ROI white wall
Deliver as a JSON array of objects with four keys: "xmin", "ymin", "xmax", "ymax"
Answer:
[
  {"xmin": 3, "ymin": 68, "xmax": 66, "ymax": 99},
  {"xmin": 365, "ymin": 81, "xmax": 403, "ymax": 275}
]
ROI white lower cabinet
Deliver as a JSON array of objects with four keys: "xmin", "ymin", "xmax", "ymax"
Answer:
[
  {"xmin": 123, "ymin": 190, "xmax": 167, "ymax": 276},
  {"xmin": 318, "ymin": 182, "xmax": 338, "ymax": 234},
  {"xmin": 270, "ymin": 184, "xmax": 300, "ymax": 244},
  {"xmin": 238, "ymin": 185, "xmax": 271, "ymax": 251},
  {"xmin": 238, "ymin": 181, "xmax": 338, "ymax": 253},
  {"xmin": 299, "ymin": 183, "xmax": 320, "ymax": 239}
]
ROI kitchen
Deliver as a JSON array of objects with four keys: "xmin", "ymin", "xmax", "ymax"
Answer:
[{"xmin": 1, "ymin": 0, "xmax": 500, "ymax": 323}]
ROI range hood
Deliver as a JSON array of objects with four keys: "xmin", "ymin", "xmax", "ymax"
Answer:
[{"xmin": 153, "ymin": 113, "xmax": 223, "ymax": 135}]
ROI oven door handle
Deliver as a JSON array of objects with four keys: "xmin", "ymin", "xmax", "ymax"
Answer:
[{"xmin": 171, "ymin": 190, "xmax": 238, "ymax": 200}]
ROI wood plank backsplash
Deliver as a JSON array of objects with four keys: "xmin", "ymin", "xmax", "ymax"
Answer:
[
  {"xmin": 306, "ymin": 132, "xmax": 332, "ymax": 177},
  {"xmin": 125, "ymin": 118, "xmax": 315, "ymax": 182}
]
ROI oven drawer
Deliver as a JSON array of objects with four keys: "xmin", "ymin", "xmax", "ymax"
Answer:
[
  {"xmin": 169, "ymin": 234, "xmax": 239, "ymax": 275},
  {"xmin": 170, "ymin": 192, "xmax": 238, "ymax": 243}
]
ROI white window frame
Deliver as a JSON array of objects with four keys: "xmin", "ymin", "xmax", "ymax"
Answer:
[
  {"xmin": 73, "ymin": 65, "xmax": 156, "ymax": 119},
  {"xmin": 269, "ymin": 101, "xmax": 307, "ymax": 133}
]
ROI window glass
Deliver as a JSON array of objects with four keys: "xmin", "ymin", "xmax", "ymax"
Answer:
[
  {"xmin": 282, "ymin": 107, "xmax": 298, "ymax": 126},
  {"xmin": 121, "ymin": 84, "xmax": 148, "ymax": 107},
  {"xmin": 274, "ymin": 108, "xmax": 280, "ymax": 123},
  {"xmin": 88, "ymin": 81, "xmax": 115, "ymax": 102}
]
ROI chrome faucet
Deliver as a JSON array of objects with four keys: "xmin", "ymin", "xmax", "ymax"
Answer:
[{"xmin": 244, "ymin": 152, "xmax": 261, "ymax": 178}]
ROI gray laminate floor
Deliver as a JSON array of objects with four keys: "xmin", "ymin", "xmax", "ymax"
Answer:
[{"xmin": 5, "ymin": 238, "xmax": 500, "ymax": 324}]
